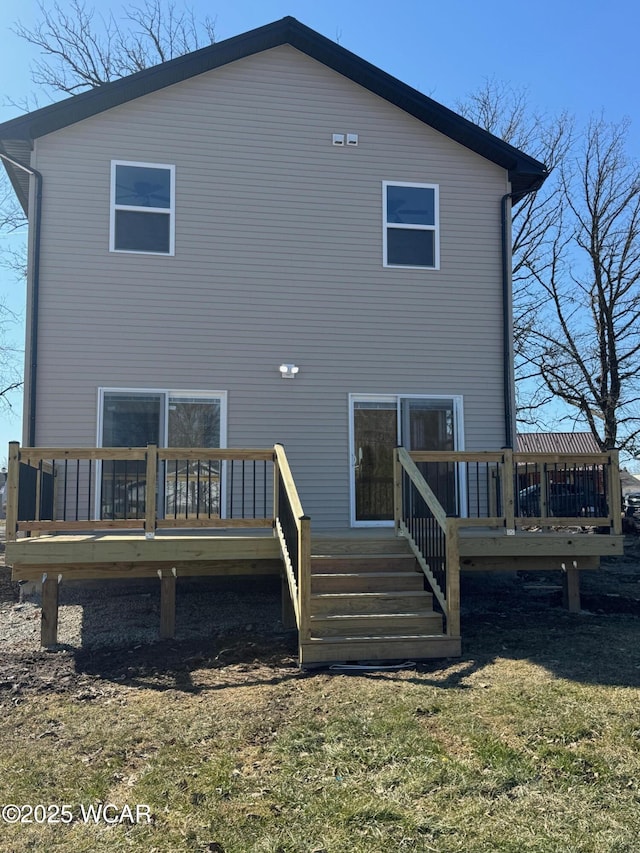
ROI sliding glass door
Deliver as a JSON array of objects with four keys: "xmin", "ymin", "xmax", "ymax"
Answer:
[
  {"xmin": 166, "ymin": 396, "xmax": 222, "ymax": 519},
  {"xmin": 99, "ymin": 389, "xmax": 224, "ymax": 520},
  {"xmin": 352, "ymin": 400, "xmax": 398, "ymax": 522},
  {"xmin": 400, "ymin": 397, "xmax": 458, "ymax": 515},
  {"xmin": 350, "ymin": 395, "xmax": 462, "ymax": 525}
]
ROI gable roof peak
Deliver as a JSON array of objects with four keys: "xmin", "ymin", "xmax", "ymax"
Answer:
[{"xmin": 0, "ymin": 15, "xmax": 547, "ymax": 203}]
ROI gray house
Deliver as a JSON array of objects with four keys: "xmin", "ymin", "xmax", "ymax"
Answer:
[
  {"xmin": 0, "ymin": 16, "xmax": 546, "ymax": 530},
  {"xmin": 3, "ymin": 19, "xmax": 621, "ymax": 665}
]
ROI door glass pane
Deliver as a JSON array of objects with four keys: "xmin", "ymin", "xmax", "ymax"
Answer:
[
  {"xmin": 101, "ymin": 393, "xmax": 162, "ymax": 519},
  {"xmin": 168, "ymin": 397, "xmax": 220, "ymax": 447},
  {"xmin": 165, "ymin": 397, "xmax": 221, "ymax": 519},
  {"xmin": 402, "ymin": 398, "xmax": 457, "ymax": 514},
  {"xmin": 354, "ymin": 401, "xmax": 397, "ymax": 521}
]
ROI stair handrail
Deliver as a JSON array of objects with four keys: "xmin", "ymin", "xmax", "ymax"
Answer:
[
  {"xmin": 394, "ymin": 447, "xmax": 460, "ymax": 637},
  {"xmin": 273, "ymin": 444, "xmax": 311, "ymax": 640},
  {"xmin": 397, "ymin": 448, "xmax": 448, "ymax": 530}
]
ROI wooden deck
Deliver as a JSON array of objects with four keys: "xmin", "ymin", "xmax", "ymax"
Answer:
[
  {"xmin": 7, "ymin": 531, "xmax": 282, "ymax": 581},
  {"xmin": 3, "ymin": 442, "xmax": 626, "ymax": 664},
  {"xmin": 457, "ymin": 525, "xmax": 624, "ymax": 560},
  {"xmin": 6, "ymin": 524, "xmax": 624, "ymax": 663}
]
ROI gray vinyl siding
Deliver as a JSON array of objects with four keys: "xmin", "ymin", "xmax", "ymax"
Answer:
[{"xmin": 29, "ymin": 45, "xmax": 510, "ymax": 528}]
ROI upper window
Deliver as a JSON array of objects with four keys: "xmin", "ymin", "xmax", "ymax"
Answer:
[
  {"xmin": 110, "ymin": 161, "xmax": 175, "ymax": 255},
  {"xmin": 383, "ymin": 182, "xmax": 439, "ymax": 269}
]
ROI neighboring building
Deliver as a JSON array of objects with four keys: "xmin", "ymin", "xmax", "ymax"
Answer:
[
  {"xmin": 0, "ymin": 17, "xmax": 547, "ymax": 531},
  {"xmin": 515, "ymin": 432, "xmax": 607, "ymax": 513},
  {"xmin": 516, "ymin": 433, "xmax": 601, "ymax": 454}
]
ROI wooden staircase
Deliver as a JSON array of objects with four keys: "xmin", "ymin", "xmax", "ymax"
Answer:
[{"xmin": 298, "ymin": 534, "xmax": 461, "ymax": 666}]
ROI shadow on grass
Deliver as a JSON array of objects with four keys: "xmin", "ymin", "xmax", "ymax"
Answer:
[
  {"xmin": 320, "ymin": 610, "xmax": 640, "ymax": 693},
  {"xmin": 71, "ymin": 607, "xmax": 640, "ymax": 697},
  {"xmin": 71, "ymin": 630, "xmax": 303, "ymax": 694}
]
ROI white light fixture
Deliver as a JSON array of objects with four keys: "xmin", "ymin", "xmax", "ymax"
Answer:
[{"xmin": 279, "ymin": 363, "xmax": 299, "ymax": 379}]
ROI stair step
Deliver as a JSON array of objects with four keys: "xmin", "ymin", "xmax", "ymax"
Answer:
[
  {"xmin": 311, "ymin": 537, "xmax": 412, "ymax": 556},
  {"xmin": 311, "ymin": 591, "xmax": 434, "ymax": 616},
  {"xmin": 311, "ymin": 555, "xmax": 417, "ymax": 574},
  {"xmin": 299, "ymin": 634, "xmax": 461, "ymax": 665},
  {"xmin": 310, "ymin": 612, "xmax": 443, "ymax": 638},
  {"xmin": 312, "ymin": 571, "xmax": 424, "ymax": 594}
]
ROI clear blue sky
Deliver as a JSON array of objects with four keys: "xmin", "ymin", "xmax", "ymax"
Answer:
[{"xmin": 1, "ymin": 0, "xmax": 639, "ymax": 461}]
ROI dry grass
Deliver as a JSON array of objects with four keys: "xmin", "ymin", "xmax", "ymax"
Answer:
[{"xmin": 1, "ymin": 597, "xmax": 640, "ymax": 852}]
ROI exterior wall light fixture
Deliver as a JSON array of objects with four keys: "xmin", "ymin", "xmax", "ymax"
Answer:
[{"xmin": 279, "ymin": 364, "xmax": 299, "ymax": 379}]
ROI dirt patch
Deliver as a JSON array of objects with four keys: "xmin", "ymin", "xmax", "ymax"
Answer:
[
  {"xmin": 1, "ymin": 533, "xmax": 639, "ymax": 700},
  {"xmin": 0, "ymin": 633, "xmax": 300, "ymax": 702}
]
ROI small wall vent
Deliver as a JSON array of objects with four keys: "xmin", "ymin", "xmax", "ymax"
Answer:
[
  {"xmin": 332, "ymin": 133, "xmax": 345, "ymax": 145},
  {"xmin": 346, "ymin": 133, "xmax": 359, "ymax": 146}
]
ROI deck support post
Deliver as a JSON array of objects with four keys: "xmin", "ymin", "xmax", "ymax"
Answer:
[
  {"xmin": 445, "ymin": 518, "xmax": 461, "ymax": 637},
  {"xmin": 6, "ymin": 442, "xmax": 20, "ymax": 543},
  {"xmin": 281, "ymin": 574, "xmax": 297, "ymax": 630},
  {"xmin": 145, "ymin": 444, "xmax": 158, "ymax": 538},
  {"xmin": 272, "ymin": 448, "xmax": 280, "ymax": 536},
  {"xmin": 159, "ymin": 569, "xmax": 176, "ymax": 639},
  {"xmin": 393, "ymin": 448, "xmax": 403, "ymax": 534},
  {"xmin": 608, "ymin": 450, "xmax": 622, "ymax": 535},
  {"xmin": 562, "ymin": 562, "xmax": 581, "ymax": 613},
  {"xmin": 41, "ymin": 573, "xmax": 59, "ymax": 647},
  {"xmin": 502, "ymin": 448, "xmax": 515, "ymax": 534}
]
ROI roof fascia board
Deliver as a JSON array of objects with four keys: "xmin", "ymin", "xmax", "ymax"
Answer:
[{"xmin": 0, "ymin": 18, "xmax": 292, "ymax": 141}]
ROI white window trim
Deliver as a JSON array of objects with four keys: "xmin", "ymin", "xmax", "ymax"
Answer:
[
  {"xmin": 110, "ymin": 160, "xmax": 176, "ymax": 256},
  {"xmin": 382, "ymin": 181, "xmax": 440, "ymax": 270},
  {"xmin": 348, "ymin": 393, "xmax": 464, "ymax": 527},
  {"xmin": 96, "ymin": 388, "xmax": 227, "ymax": 520}
]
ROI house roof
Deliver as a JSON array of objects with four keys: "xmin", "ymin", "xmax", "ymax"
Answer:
[
  {"xmin": 620, "ymin": 469, "xmax": 640, "ymax": 495},
  {"xmin": 516, "ymin": 432, "xmax": 602, "ymax": 454},
  {"xmin": 0, "ymin": 16, "xmax": 548, "ymax": 212}
]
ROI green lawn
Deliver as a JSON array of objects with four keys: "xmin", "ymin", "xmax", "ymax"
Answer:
[{"xmin": 1, "ymin": 599, "xmax": 639, "ymax": 852}]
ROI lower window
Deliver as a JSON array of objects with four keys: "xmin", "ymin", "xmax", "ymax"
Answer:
[{"xmin": 98, "ymin": 389, "xmax": 225, "ymax": 519}]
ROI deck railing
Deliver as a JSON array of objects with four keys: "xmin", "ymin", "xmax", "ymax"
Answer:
[
  {"xmin": 7, "ymin": 440, "xmax": 311, "ymax": 638},
  {"xmin": 404, "ymin": 449, "xmax": 622, "ymax": 534},
  {"xmin": 273, "ymin": 444, "xmax": 311, "ymax": 641},
  {"xmin": 5, "ymin": 442, "xmax": 281, "ymax": 538},
  {"xmin": 393, "ymin": 447, "xmax": 622, "ymax": 637}
]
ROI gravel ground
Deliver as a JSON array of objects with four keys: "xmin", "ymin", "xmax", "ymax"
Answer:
[
  {"xmin": 4, "ymin": 578, "xmax": 285, "ymax": 651},
  {"xmin": 0, "ymin": 527, "xmax": 286, "ymax": 651}
]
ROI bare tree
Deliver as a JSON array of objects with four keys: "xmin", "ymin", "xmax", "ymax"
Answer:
[
  {"xmin": 0, "ymin": 183, "xmax": 27, "ymax": 407},
  {"xmin": 0, "ymin": 300, "xmax": 22, "ymax": 408},
  {"xmin": 12, "ymin": 0, "xmax": 215, "ymax": 95},
  {"xmin": 457, "ymin": 80, "xmax": 573, "ymax": 358},
  {"xmin": 460, "ymin": 85, "xmax": 640, "ymax": 453},
  {"xmin": 528, "ymin": 118, "xmax": 640, "ymax": 453}
]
